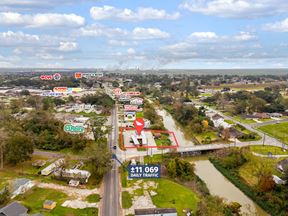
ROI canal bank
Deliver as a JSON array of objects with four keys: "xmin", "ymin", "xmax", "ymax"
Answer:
[
  {"xmin": 191, "ymin": 157, "xmax": 268, "ymax": 216},
  {"xmin": 155, "ymin": 106, "xmax": 268, "ymax": 215}
]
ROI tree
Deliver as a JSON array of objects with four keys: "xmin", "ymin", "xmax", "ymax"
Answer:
[
  {"xmin": 4, "ymin": 132, "xmax": 33, "ymax": 165},
  {"xmin": 202, "ymin": 120, "xmax": 209, "ymax": 130},
  {"xmin": 84, "ymin": 145, "xmax": 112, "ymax": 184},
  {"xmin": 112, "ymin": 81, "xmax": 120, "ymax": 87},
  {"xmin": 227, "ymin": 202, "xmax": 242, "ymax": 216},
  {"xmin": 222, "ymin": 128, "xmax": 231, "ymax": 141},
  {"xmin": 20, "ymin": 90, "xmax": 30, "ymax": 96},
  {"xmin": 0, "ymin": 187, "xmax": 9, "ymax": 205},
  {"xmin": 0, "ymin": 129, "xmax": 8, "ymax": 169},
  {"xmin": 258, "ymin": 174, "xmax": 275, "ymax": 192}
]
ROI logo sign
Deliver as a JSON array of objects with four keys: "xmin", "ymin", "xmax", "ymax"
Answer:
[
  {"xmin": 75, "ymin": 72, "xmax": 83, "ymax": 79},
  {"xmin": 53, "ymin": 87, "xmax": 82, "ymax": 93},
  {"xmin": 41, "ymin": 92, "xmax": 63, "ymax": 97},
  {"xmin": 53, "ymin": 73, "xmax": 61, "ymax": 81},
  {"xmin": 40, "ymin": 73, "xmax": 61, "ymax": 81},
  {"xmin": 113, "ymin": 88, "xmax": 122, "ymax": 96},
  {"xmin": 124, "ymin": 105, "xmax": 142, "ymax": 111},
  {"xmin": 128, "ymin": 165, "xmax": 160, "ymax": 179},
  {"xmin": 123, "ymin": 92, "xmax": 141, "ymax": 96},
  {"xmin": 75, "ymin": 72, "xmax": 103, "ymax": 79},
  {"xmin": 53, "ymin": 87, "xmax": 68, "ymax": 93},
  {"xmin": 64, "ymin": 124, "xmax": 85, "ymax": 133},
  {"xmin": 134, "ymin": 118, "xmax": 145, "ymax": 135},
  {"xmin": 130, "ymin": 98, "xmax": 143, "ymax": 105}
]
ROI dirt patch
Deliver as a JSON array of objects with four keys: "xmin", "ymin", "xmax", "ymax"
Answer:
[
  {"xmin": 37, "ymin": 182, "xmax": 99, "ymax": 200},
  {"xmin": 62, "ymin": 200, "xmax": 98, "ymax": 209}
]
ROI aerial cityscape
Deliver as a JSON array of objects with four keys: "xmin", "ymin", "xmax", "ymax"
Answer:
[{"xmin": 1, "ymin": 1, "xmax": 288, "ymax": 216}]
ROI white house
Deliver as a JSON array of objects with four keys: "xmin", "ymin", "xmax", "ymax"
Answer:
[
  {"xmin": 41, "ymin": 158, "xmax": 65, "ymax": 176},
  {"xmin": 209, "ymin": 114, "xmax": 231, "ymax": 129},
  {"xmin": 11, "ymin": 178, "xmax": 35, "ymax": 199}
]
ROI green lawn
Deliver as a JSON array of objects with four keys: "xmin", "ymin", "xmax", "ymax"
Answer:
[
  {"xmin": 122, "ymin": 191, "xmax": 133, "ymax": 209},
  {"xmin": 86, "ymin": 194, "xmax": 101, "ymax": 203},
  {"xmin": 233, "ymin": 116, "xmax": 256, "ymax": 124},
  {"xmin": 224, "ymin": 119, "xmax": 234, "ymax": 124},
  {"xmin": 144, "ymin": 154, "xmax": 163, "ymax": 164},
  {"xmin": 249, "ymin": 145, "xmax": 288, "ymax": 155},
  {"xmin": 238, "ymin": 152, "xmax": 283, "ymax": 187},
  {"xmin": 15, "ymin": 187, "xmax": 98, "ymax": 216},
  {"xmin": 154, "ymin": 133, "xmax": 172, "ymax": 147},
  {"xmin": 195, "ymin": 131, "xmax": 219, "ymax": 144},
  {"xmin": 258, "ymin": 122, "xmax": 288, "ymax": 144},
  {"xmin": 152, "ymin": 179, "xmax": 199, "ymax": 216},
  {"xmin": 235, "ymin": 124, "xmax": 261, "ymax": 141}
]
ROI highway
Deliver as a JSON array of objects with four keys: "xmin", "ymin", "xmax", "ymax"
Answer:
[{"xmin": 101, "ymin": 106, "xmax": 121, "ymax": 216}]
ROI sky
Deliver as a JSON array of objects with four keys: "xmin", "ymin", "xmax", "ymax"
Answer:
[{"xmin": 0, "ymin": 0, "xmax": 288, "ymax": 69}]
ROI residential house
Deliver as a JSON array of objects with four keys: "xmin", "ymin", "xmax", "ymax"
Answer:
[
  {"xmin": 211, "ymin": 114, "xmax": 231, "ymax": 129},
  {"xmin": 135, "ymin": 208, "xmax": 177, "ymax": 216},
  {"xmin": 11, "ymin": 178, "xmax": 34, "ymax": 199},
  {"xmin": 277, "ymin": 159, "xmax": 288, "ymax": 173},
  {"xmin": 54, "ymin": 168, "xmax": 91, "ymax": 184},
  {"xmin": 268, "ymin": 113, "xmax": 283, "ymax": 118},
  {"xmin": 41, "ymin": 158, "xmax": 65, "ymax": 176},
  {"xmin": 272, "ymin": 175, "xmax": 286, "ymax": 185},
  {"xmin": 244, "ymin": 112, "xmax": 269, "ymax": 120},
  {"xmin": 0, "ymin": 202, "xmax": 28, "ymax": 216}
]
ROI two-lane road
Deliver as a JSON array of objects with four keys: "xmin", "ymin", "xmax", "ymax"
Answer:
[{"xmin": 101, "ymin": 106, "xmax": 121, "ymax": 216}]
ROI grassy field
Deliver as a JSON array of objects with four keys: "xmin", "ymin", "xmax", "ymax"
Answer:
[
  {"xmin": 224, "ymin": 119, "xmax": 234, "ymax": 124},
  {"xmin": 154, "ymin": 133, "xmax": 172, "ymax": 147},
  {"xmin": 120, "ymin": 167, "xmax": 199, "ymax": 215},
  {"xmin": 258, "ymin": 122, "xmax": 288, "ymax": 144},
  {"xmin": 238, "ymin": 153, "xmax": 283, "ymax": 186},
  {"xmin": 122, "ymin": 191, "xmax": 133, "ymax": 209},
  {"xmin": 203, "ymin": 82, "xmax": 282, "ymax": 91},
  {"xmin": 249, "ymin": 145, "xmax": 288, "ymax": 155},
  {"xmin": 144, "ymin": 154, "xmax": 163, "ymax": 164},
  {"xmin": 86, "ymin": 194, "xmax": 101, "ymax": 203},
  {"xmin": 152, "ymin": 179, "xmax": 199, "ymax": 215},
  {"xmin": 15, "ymin": 187, "xmax": 98, "ymax": 216},
  {"xmin": 232, "ymin": 116, "xmax": 256, "ymax": 124},
  {"xmin": 195, "ymin": 131, "xmax": 219, "ymax": 144}
]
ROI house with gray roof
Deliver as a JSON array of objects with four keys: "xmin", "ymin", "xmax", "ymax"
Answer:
[{"xmin": 0, "ymin": 202, "xmax": 28, "ymax": 216}]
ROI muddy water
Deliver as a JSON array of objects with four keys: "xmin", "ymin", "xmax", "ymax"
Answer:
[
  {"xmin": 157, "ymin": 109, "xmax": 195, "ymax": 146},
  {"xmin": 193, "ymin": 158, "xmax": 269, "ymax": 216},
  {"xmin": 156, "ymin": 107, "xmax": 268, "ymax": 215}
]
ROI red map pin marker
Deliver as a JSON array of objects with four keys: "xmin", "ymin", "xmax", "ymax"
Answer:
[{"xmin": 134, "ymin": 118, "xmax": 145, "ymax": 135}]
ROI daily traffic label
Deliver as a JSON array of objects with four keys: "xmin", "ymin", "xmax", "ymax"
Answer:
[{"xmin": 128, "ymin": 165, "xmax": 161, "ymax": 179}]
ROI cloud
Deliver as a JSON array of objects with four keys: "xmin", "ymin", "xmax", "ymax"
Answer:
[
  {"xmin": 263, "ymin": 18, "xmax": 288, "ymax": 32},
  {"xmin": 90, "ymin": 5, "xmax": 180, "ymax": 21},
  {"xmin": 127, "ymin": 48, "xmax": 136, "ymax": 55},
  {"xmin": 58, "ymin": 42, "xmax": 79, "ymax": 52},
  {"xmin": 78, "ymin": 24, "xmax": 170, "ymax": 40},
  {"xmin": 108, "ymin": 40, "xmax": 138, "ymax": 46},
  {"xmin": 0, "ymin": 12, "xmax": 85, "ymax": 27},
  {"xmin": 0, "ymin": 31, "xmax": 40, "ymax": 46},
  {"xmin": 234, "ymin": 32, "xmax": 257, "ymax": 41},
  {"xmin": 161, "ymin": 31, "xmax": 260, "ymax": 63},
  {"xmin": 132, "ymin": 27, "xmax": 170, "ymax": 39},
  {"xmin": 0, "ymin": 0, "xmax": 99, "ymax": 11},
  {"xmin": 180, "ymin": 0, "xmax": 288, "ymax": 19}
]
